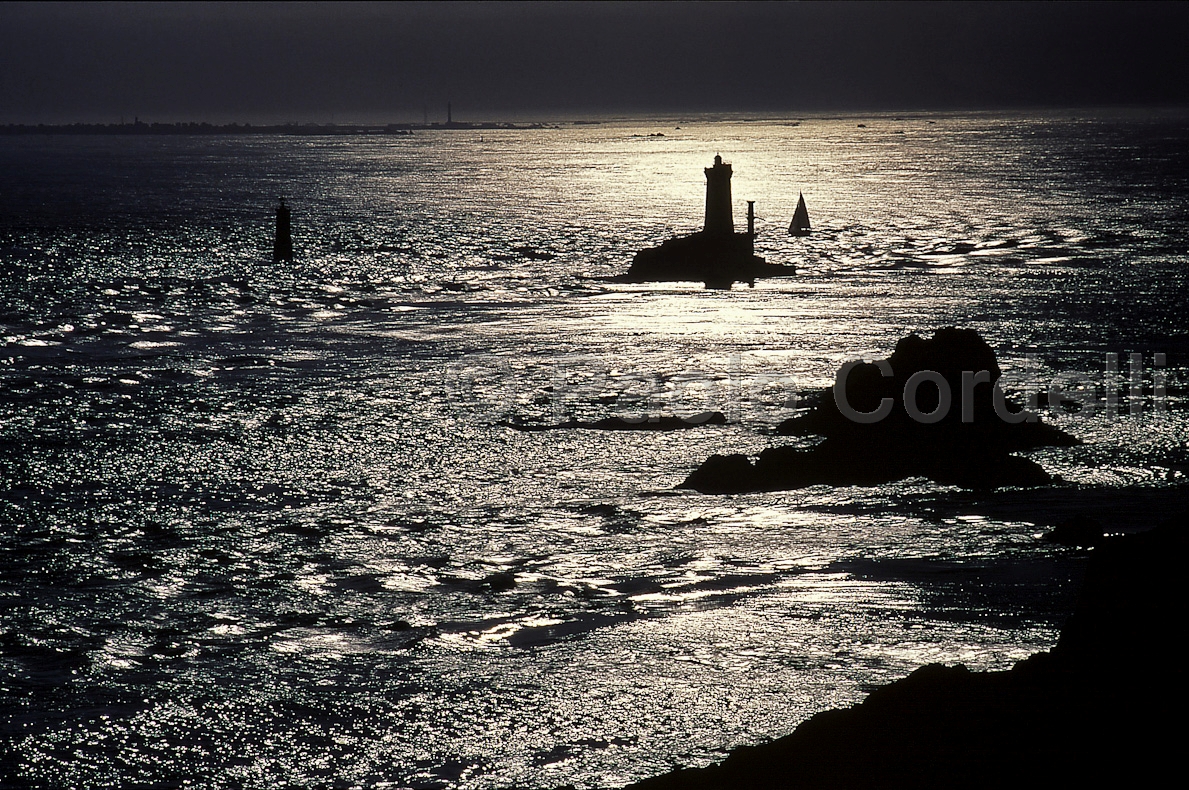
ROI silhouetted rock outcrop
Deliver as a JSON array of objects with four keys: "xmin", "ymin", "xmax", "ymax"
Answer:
[
  {"xmin": 626, "ymin": 519, "xmax": 1185, "ymax": 789},
  {"xmin": 624, "ymin": 231, "xmax": 797, "ymax": 288},
  {"xmin": 681, "ymin": 328, "xmax": 1078, "ymax": 492},
  {"xmin": 503, "ymin": 412, "xmax": 727, "ymax": 431}
]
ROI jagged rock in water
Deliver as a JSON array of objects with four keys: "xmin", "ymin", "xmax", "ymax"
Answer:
[
  {"xmin": 682, "ymin": 328, "xmax": 1079, "ymax": 493},
  {"xmin": 503, "ymin": 412, "xmax": 727, "ymax": 431}
]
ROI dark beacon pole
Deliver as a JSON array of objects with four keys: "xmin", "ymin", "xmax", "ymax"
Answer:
[
  {"xmin": 273, "ymin": 198, "xmax": 293, "ymax": 261},
  {"xmin": 746, "ymin": 200, "xmax": 756, "ymax": 259}
]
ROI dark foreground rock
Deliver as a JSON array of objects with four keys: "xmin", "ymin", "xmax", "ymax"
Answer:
[
  {"xmin": 1043, "ymin": 513, "xmax": 1106, "ymax": 547},
  {"xmin": 625, "ymin": 518, "xmax": 1185, "ymax": 789},
  {"xmin": 503, "ymin": 412, "xmax": 727, "ymax": 431},
  {"xmin": 681, "ymin": 328, "xmax": 1078, "ymax": 492}
]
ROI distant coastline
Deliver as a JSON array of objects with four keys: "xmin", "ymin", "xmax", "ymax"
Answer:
[{"xmin": 0, "ymin": 119, "xmax": 559, "ymax": 136}]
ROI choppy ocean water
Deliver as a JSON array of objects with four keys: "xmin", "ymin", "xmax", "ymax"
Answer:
[{"xmin": 1, "ymin": 112, "xmax": 1187, "ymax": 788}]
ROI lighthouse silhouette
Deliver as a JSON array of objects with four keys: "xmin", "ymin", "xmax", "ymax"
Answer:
[
  {"xmin": 622, "ymin": 153, "xmax": 796, "ymax": 287},
  {"xmin": 703, "ymin": 154, "xmax": 734, "ymax": 236}
]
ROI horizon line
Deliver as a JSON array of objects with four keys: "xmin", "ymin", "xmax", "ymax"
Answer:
[{"xmin": 4, "ymin": 104, "xmax": 1189, "ymax": 129}]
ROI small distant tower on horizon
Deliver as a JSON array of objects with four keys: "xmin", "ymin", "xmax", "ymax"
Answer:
[
  {"xmin": 273, "ymin": 198, "xmax": 293, "ymax": 261},
  {"xmin": 704, "ymin": 154, "xmax": 734, "ymax": 236},
  {"xmin": 447, "ymin": 102, "xmax": 452, "ymax": 124}
]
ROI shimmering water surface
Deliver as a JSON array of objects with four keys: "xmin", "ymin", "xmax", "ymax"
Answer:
[{"xmin": 2, "ymin": 112, "xmax": 1188, "ymax": 788}]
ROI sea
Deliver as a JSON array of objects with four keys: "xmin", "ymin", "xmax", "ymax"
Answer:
[{"xmin": 2, "ymin": 111, "xmax": 1187, "ymax": 789}]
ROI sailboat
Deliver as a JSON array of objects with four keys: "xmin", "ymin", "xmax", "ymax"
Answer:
[{"xmin": 789, "ymin": 192, "xmax": 811, "ymax": 236}]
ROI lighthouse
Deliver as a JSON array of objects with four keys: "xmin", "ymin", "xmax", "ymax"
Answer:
[
  {"xmin": 703, "ymin": 154, "xmax": 734, "ymax": 236},
  {"xmin": 622, "ymin": 154, "xmax": 797, "ymax": 287}
]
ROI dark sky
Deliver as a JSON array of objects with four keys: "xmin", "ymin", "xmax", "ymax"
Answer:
[{"xmin": 3, "ymin": 1, "xmax": 1188, "ymax": 124}]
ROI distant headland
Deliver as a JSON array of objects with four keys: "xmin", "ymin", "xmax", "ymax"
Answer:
[{"xmin": 0, "ymin": 118, "xmax": 559, "ymax": 136}]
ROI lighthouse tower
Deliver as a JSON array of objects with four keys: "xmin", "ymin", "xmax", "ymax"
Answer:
[{"xmin": 703, "ymin": 154, "xmax": 734, "ymax": 236}]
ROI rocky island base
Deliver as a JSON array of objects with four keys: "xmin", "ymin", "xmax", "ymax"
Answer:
[{"xmin": 621, "ymin": 230, "xmax": 797, "ymax": 288}]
